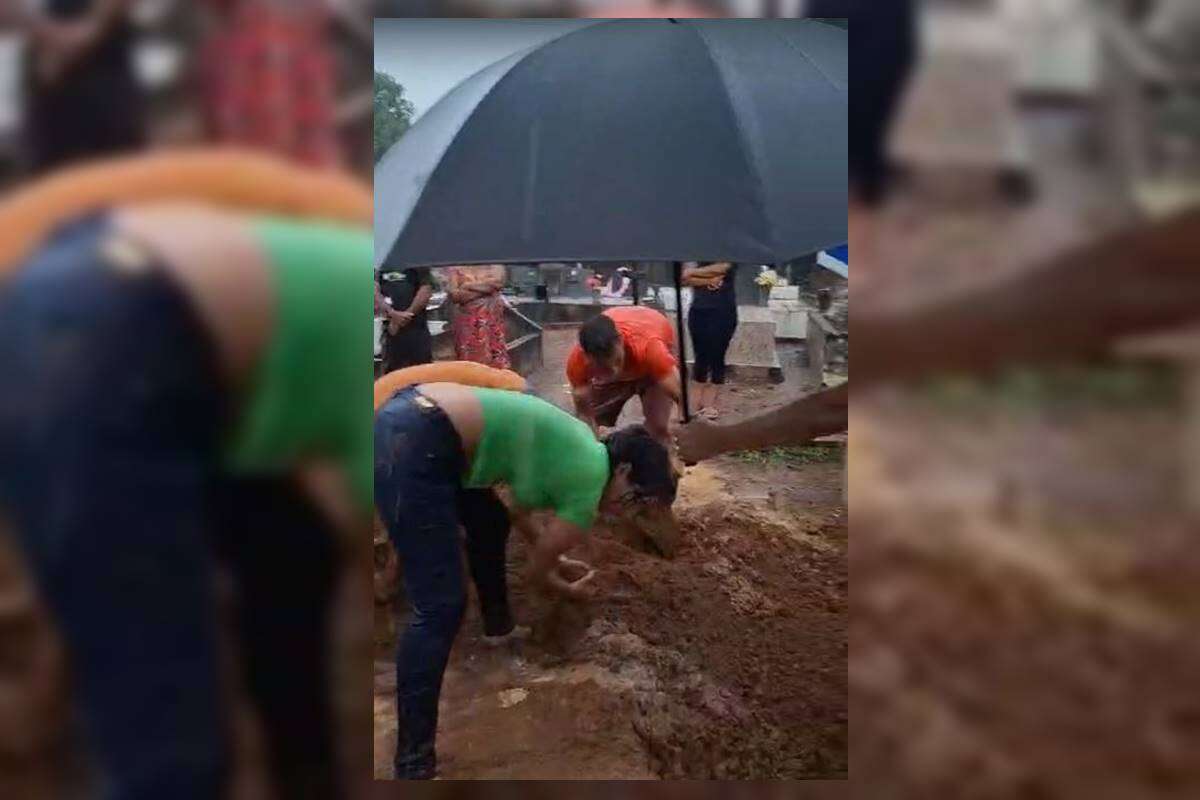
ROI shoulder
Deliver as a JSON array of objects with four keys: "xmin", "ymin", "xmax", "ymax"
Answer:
[{"xmin": 554, "ymin": 439, "xmax": 609, "ymax": 527}]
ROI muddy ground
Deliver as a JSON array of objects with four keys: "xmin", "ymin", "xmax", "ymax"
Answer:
[
  {"xmin": 374, "ymin": 328, "xmax": 849, "ymax": 780},
  {"xmin": 844, "ymin": 96, "xmax": 1200, "ymax": 799},
  {"xmin": 850, "ymin": 387, "xmax": 1200, "ymax": 799}
]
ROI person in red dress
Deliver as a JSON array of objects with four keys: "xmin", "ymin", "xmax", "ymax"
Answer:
[
  {"xmin": 442, "ymin": 265, "xmax": 512, "ymax": 370},
  {"xmin": 198, "ymin": 0, "xmax": 342, "ymax": 168}
]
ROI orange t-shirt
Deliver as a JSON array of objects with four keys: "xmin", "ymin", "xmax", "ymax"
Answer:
[
  {"xmin": 374, "ymin": 361, "xmax": 527, "ymax": 411},
  {"xmin": 566, "ymin": 306, "xmax": 677, "ymax": 387}
]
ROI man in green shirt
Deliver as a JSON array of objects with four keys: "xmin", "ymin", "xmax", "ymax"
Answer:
[{"xmin": 375, "ymin": 382, "xmax": 676, "ymax": 780}]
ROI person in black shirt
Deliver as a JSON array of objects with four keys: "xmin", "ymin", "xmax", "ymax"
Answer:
[
  {"xmin": 807, "ymin": 0, "xmax": 918, "ymax": 289},
  {"xmin": 20, "ymin": 0, "xmax": 145, "ymax": 173},
  {"xmin": 376, "ymin": 266, "xmax": 434, "ymax": 373},
  {"xmin": 683, "ymin": 261, "xmax": 738, "ymax": 419}
]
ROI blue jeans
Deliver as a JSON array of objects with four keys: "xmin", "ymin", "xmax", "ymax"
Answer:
[
  {"xmin": 374, "ymin": 388, "xmax": 513, "ymax": 780},
  {"xmin": 0, "ymin": 217, "xmax": 338, "ymax": 800}
]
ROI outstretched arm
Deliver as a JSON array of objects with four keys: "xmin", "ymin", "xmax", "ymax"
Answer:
[
  {"xmin": 676, "ymin": 382, "xmax": 848, "ymax": 463},
  {"xmin": 854, "ymin": 211, "xmax": 1200, "ymax": 385}
]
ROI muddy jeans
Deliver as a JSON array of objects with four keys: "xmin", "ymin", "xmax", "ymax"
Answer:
[
  {"xmin": 0, "ymin": 216, "xmax": 338, "ymax": 800},
  {"xmin": 374, "ymin": 388, "xmax": 514, "ymax": 780}
]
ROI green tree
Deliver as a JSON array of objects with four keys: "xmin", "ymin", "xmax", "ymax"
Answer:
[{"xmin": 374, "ymin": 71, "xmax": 415, "ymax": 163}]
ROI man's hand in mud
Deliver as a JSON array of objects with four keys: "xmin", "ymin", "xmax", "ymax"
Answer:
[
  {"xmin": 557, "ymin": 555, "xmax": 594, "ymax": 580},
  {"xmin": 674, "ymin": 417, "xmax": 728, "ymax": 465},
  {"xmin": 549, "ymin": 557, "xmax": 597, "ymax": 600},
  {"xmin": 552, "ymin": 568, "xmax": 595, "ymax": 599}
]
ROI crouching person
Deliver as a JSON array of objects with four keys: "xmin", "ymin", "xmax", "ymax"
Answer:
[{"xmin": 374, "ymin": 383, "xmax": 676, "ymax": 780}]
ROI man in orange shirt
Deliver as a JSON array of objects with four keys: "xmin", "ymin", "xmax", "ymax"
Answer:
[{"xmin": 567, "ymin": 306, "xmax": 682, "ymax": 446}]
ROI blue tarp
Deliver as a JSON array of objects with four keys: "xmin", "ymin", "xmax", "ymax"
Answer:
[{"xmin": 817, "ymin": 244, "xmax": 848, "ymax": 278}]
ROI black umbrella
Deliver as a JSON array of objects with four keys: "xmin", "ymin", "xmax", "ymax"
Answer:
[{"xmin": 376, "ymin": 18, "xmax": 847, "ymax": 420}]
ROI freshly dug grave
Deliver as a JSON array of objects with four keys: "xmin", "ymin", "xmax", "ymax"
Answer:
[{"xmin": 373, "ymin": 457, "xmax": 848, "ymax": 780}]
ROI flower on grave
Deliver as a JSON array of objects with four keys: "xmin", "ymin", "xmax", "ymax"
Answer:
[{"xmin": 754, "ymin": 267, "xmax": 781, "ymax": 288}]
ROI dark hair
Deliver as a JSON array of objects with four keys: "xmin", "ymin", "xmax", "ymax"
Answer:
[
  {"xmin": 579, "ymin": 313, "xmax": 621, "ymax": 359},
  {"xmin": 603, "ymin": 425, "xmax": 677, "ymax": 504}
]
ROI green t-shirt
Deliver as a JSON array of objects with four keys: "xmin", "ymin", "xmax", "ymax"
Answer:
[
  {"xmin": 465, "ymin": 388, "xmax": 610, "ymax": 530},
  {"xmin": 224, "ymin": 216, "xmax": 373, "ymax": 513}
]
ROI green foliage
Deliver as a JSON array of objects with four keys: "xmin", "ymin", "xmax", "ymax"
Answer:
[
  {"xmin": 374, "ymin": 71, "xmax": 415, "ymax": 163},
  {"xmin": 921, "ymin": 364, "xmax": 1181, "ymax": 414},
  {"xmin": 732, "ymin": 445, "xmax": 842, "ymax": 467}
]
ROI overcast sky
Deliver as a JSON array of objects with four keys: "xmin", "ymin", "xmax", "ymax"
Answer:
[{"xmin": 374, "ymin": 19, "xmax": 595, "ymax": 121}]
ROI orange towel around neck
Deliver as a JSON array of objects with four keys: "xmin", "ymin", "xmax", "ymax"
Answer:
[
  {"xmin": 374, "ymin": 362, "xmax": 528, "ymax": 411},
  {"xmin": 0, "ymin": 148, "xmax": 373, "ymax": 276}
]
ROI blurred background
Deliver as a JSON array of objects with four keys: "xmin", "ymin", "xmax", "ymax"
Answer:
[
  {"xmin": 1, "ymin": 0, "xmax": 1198, "ymax": 796},
  {"xmin": 373, "ymin": 0, "xmax": 1200, "ymax": 796},
  {"xmin": 0, "ymin": 3, "xmax": 378, "ymax": 799},
  {"xmin": 0, "ymin": 0, "xmax": 375, "ymax": 182}
]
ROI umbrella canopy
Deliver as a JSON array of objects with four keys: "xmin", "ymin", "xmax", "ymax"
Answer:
[
  {"xmin": 580, "ymin": 4, "xmax": 725, "ymax": 19},
  {"xmin": 375, "ymin": 18, "xmax": 847, "ymax": 270}
]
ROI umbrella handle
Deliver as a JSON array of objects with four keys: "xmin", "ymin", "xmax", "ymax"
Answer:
[{"xmin": 672, "ymin": 261, "xmax": 691, "ymax": 424}]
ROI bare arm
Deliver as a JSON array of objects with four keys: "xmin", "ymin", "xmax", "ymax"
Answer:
[
  {"xmin": 295, "ymin": 461, "xmax": 368, "ymax": 545},
  {"xmin": 684, "ymin": 262, "xmax": 733, "ymax": 281},
  {"xmin": 407, "ymin": 283, "xmax": 433, "ymax": 315},
  {"xmin": 458, "ymin": 283, "xmax": 500, "ymax": 297},
  {"xmin": 683, "ymin": 274, "xmax": 724, "ymax": 289},
  {"xmin": 571, "ymin": 385, "xmax": 600, "ymax": 437},
  {"xmin": 528, "ymin": 517, "xmax": 593, "ymax": 599},
  {"xmin": 510, "ymin": 507, "xmax": 542, "ymax": 546},
  {"xmin": 32, "ymin": 0, "xmax": 132, "ymax": 83},
  {"xmin": 676, "ymin": 383, "xmax": 848, "ymax": 463},
  {"xmin": 444, "ymin": 268, "xmax": 498, "ymax": 303},
  {"xmin": 657, "ymin": 368, "xmax": 683, "ymax": 406},
  {"xmin": 460, "ymin": 266, "xmax": 505, "ymax": 296},
  {"xmin": 854, "ymin": 211, "xmax": 1200, "ymax": 386}
]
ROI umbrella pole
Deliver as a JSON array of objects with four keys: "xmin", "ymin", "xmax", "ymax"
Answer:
[{"xmin": 672, "ymin": 261, "xmax": 691, "ymax": 424}]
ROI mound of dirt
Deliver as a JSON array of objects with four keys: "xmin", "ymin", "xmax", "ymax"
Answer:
[{"xmin": 375, "ymin": 458, "xmax": 848, "ymax": 780}]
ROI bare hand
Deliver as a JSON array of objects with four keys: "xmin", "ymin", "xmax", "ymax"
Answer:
[
  {"xmin": 674, "ymin": 417, "xmax": 727, "ymax": 465},
  {"xmin": 555, "ymin": 568, "xmax": 597, "ymax": 601},
  {"xmin": 388, "ymin": 310, "xmax": 414, "ymax": 334},
  {"xmin": 557, "ymin": 555, "xmax": 594, "ymax": 582}
]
